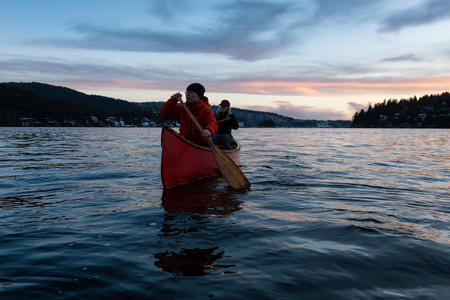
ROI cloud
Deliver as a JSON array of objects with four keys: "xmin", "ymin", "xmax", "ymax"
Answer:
[
  {"xmin": 348, "ymin": 101, "xmax": 370, "ymax": 112},
  {"xmin": 245, "ymin": 100, "xmax": 348, "ymax": 120},
  {"xmin": 207, "ymin": 74, "xmax": 450, "ymax": 98},
  {"xmin": 381, "ymin": 54, "xmax": 423, "ymax": 62},
  {"xmin": 0, "ymin": 58, "xmax": 149, "ymax": 80},
  {"xmin": 380, "ymin": 0, "xmax": 450, "ymax": 32},
  {"xmin": 315, "ymin": 0, "xmax": 380, "ymax": 21},
  {"xmin": 35, "ymin": 1, "xmax": 309, "ymax": 61},
  {"xmin": 0, "ymin": 57, "xmax": 197, "ymax": 84},
  {"xmin": 33, "ymin": 0, "xmax": 382, "ymax": 61},
  {"xmin": 3, "ymin": 54, "xmax": 450, "ymax": 105}
]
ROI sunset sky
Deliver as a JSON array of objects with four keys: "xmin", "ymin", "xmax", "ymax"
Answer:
[{"xmin": 1, "ymin": 0, "xmax": 450, "ymax": 120}]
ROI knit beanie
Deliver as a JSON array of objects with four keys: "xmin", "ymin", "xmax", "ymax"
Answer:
[{"xmin": 186, "ymin": 83, "xmax": 205, "ymax": 98}]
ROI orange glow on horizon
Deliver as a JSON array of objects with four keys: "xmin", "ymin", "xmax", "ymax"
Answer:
[
  {"xmin": 59, "ymin": 76, "xmax": 450, "ymax": 103},
  {"xmin": 235, "ymin": 76, "xmax": 450, "ymax": 97}
]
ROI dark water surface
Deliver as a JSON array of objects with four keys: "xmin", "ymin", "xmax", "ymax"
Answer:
[{"xmin": 1, "ymin": 127, "xmax": 449, "ymax": 299}]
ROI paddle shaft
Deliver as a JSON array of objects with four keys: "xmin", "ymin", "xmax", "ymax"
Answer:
[{"xmin": 217, "ymin": 117, "xmax": 231, "ymax": 124}]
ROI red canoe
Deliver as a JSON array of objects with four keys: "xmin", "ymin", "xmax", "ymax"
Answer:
[{"xmin": 161, "ymin": 127, "xmax": 241, "ymax": 188}]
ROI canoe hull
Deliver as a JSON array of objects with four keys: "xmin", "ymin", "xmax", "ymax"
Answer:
[{"xmin": 161, "ymin": 127, "xmax": 241, "ymax": 188}]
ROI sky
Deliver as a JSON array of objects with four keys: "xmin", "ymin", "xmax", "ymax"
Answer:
[{"xmin": 1, "ymin": 0, "xmax": 450, "ymax": 120}]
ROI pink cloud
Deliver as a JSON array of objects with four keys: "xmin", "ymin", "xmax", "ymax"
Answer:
[
  {"xmin": 54, "ymin": 75, "xmax": 450, "ymax": 100},
  {"xmin": 245, "ymin": 100, "xmax": 348, "ymax": 120},
  {"xmin": 194, "ymin": 76, "xmax": 450, "ymax": 102},
  {"xmin": 348, "ymin": 101, "xmax": 372, "ymax": 112}
]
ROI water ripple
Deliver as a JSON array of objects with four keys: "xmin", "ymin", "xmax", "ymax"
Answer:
[{"xmin": 1, "ymin": 127, "xmax": 449, "ymax": 299}]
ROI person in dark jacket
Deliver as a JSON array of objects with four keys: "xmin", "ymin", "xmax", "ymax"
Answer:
[
  {"xmin": 160, "ymin": 83, "xmax": 217, "ymax": 145},
  {"xmin": 212, "ymin": 99, "xmax": 239, "ymax": 150}
]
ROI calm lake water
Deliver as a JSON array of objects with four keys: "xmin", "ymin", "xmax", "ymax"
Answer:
[{"xmin": 0, "ymin": 127, "xmax": 449, "ymax": 299}]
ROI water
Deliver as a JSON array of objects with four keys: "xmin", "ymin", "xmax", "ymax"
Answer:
[{"xmin": 1, "ymin": 127, "xmax": 449, "ymax": 299}]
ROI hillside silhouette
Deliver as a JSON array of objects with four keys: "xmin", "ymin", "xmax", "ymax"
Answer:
[
  {"xmin": 9, "ymin": 82, "xmax": 141, "ymax": 115},
  {"xmin": 1, "ymin": 82, "xmax": 350, "ymax": 127},
  {"xmin": 0, "ymin": 83, "xmax": 105, "ymax": 126},
  {"xmin": 0, "ymin": 83, "xmax": 164, "ymax": 127}
]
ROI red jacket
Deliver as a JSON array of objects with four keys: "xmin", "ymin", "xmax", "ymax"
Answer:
[{"xmin": 160, "ymin": 97, "xmax": 218, "ymax": 144}]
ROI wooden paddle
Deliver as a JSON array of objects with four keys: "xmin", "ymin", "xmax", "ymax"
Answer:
[
  {"xmin": 217, "ymin": 117, "xmax": 231, "ymax": 124},
  {"xmin": 179, "ymin": 99, "xmax": 251, "ymax": 189}
]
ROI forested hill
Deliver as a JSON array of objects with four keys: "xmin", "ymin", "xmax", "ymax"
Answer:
[
  {"xmin": 0, "ymin": 83, "xmax": 164, "ymax": 127},
  {"xmin": 0, "ymin": 83, "xmax": 108, "ymax": 126},
  {"xmin": 1, "ymin": 82, "xmax": 351, "ymax": 127},
  {"xmin": 352, "ymin": 92, "xmax": 450, "ymax": 128},
  {"xmin": 9, "ymin": 82, "xmax": 141, "ymax": 115}
]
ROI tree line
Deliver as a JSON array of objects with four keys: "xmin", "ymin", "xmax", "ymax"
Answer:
[{"xmin": 352, "ymin": 92, "xmax": 450, "ymax": 128}]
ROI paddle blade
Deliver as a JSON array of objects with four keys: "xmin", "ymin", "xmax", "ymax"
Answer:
[{"xmin": 211, "ymin": 144, "xmax": 251, "ymax": 189}]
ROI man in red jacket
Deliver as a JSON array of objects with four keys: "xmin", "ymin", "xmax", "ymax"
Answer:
[{"xmin": 160, "ymin": 83, "xmax": 218, "ymax": 146}]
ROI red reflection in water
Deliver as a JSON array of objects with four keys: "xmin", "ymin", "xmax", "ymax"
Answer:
[
  {"xmin": 161, "ymin": 176, "xmax": 244, "ymax": 217},
  {"xmin": 154, "ymin": 177, "xmax": 244, "ymax": 276},
  {"xmin": 154, "ymin": 247, "xmax": 235, "ymax": 276}
]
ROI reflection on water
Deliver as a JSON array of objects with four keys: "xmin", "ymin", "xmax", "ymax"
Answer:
[
  {"xmin": 154, "ymin": 247, "xmax": 235, "ymax": 277},
  {"xmin": 161, "ymin": 178, "xmax": 244, "ymax": 217},
  {"xmin": 154, "ymin": 177, "xmax": 243, "ymax": 276},
  {"xmin": 0, "ymin": 194, "xmax": 51, "ymax": 210}
]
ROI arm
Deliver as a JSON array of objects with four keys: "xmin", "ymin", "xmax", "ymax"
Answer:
[
  {"xmin": 159, "ymin": 94, "xmax": 182, "ymax": 120},
  {"xmin": 203, "ymin": 108, "xmax": 218, "ymax": 137},
  {"xmin": 230, "ymin": 114, "xmax": 239, "ymax": 130}
]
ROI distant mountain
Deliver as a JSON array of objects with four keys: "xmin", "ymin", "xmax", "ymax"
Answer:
[
  {"xmin": 352, "ymin": 92, "xmax": 450, "ymax": 128},
  {"xmin": 9, "ymin": 82, "xmax": 141, "ymax": 115},
  {"xmin": 0, "ymin": 83, "xmax": 107, "ymax": 126},
  {"xmin": 136, "ymin": 102, "xmax": 351, "ymax": 128},
  {"xmin": 1, "ymin": 82, "xmax": 351, "ymax": 127},
  {"xmin": 0, "ymin": 83, "xmax": 166, "ymax": 127}
]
